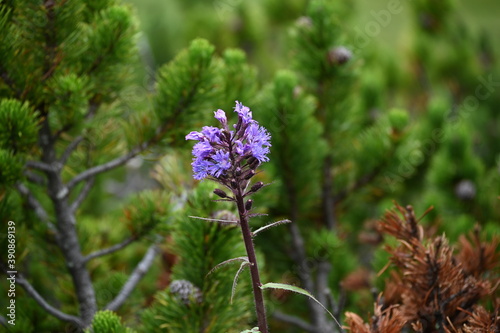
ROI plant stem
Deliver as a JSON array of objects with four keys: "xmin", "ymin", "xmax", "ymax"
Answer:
[{"xmin": 235, "ymin": 188, "xmax": 269, "ymax": 333}]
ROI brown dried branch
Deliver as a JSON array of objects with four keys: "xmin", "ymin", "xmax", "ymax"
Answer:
[
  {"xmin": 363, "ymin": 203, "xmax": 499, "ymax": 332},
  {"xmin": 344, "ymin": 302, "xmax": 406, "ymax": 333}
]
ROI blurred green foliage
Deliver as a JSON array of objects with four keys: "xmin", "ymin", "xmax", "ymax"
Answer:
[{"xmin": 0, "ymin": 0, "xmax": 498, "ymax": 332}]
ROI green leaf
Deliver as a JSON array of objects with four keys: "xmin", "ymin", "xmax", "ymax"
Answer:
[{"xmin": 260, "ymin": 282, "xmax": 341, "ymax": 328}]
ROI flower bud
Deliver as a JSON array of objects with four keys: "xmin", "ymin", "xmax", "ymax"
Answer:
[
  {"xmin": 245, "ymin": 199, "xmax": 253, "ymax": 211},
  {"xmin": 230, "ymin": 179, "xmax": 238, "ymax": 189},
  {"xmin": 244, "ymin": 170, "xmax": 255, "ymax": 180},
  {"xmin": 235, "ymin": 167, "xmax": 242, "ymax": 176},
  {"xmin": 214, "ymin": 109, "xmax": 227, "ymax": 126},
  {"xmin": 250, "ymin": 181, "xmax": 264, "ymax": 193},
  {"xmin": 248, "ymin": 157, "xmax": 260, "ymax": 170},
  {"xmin": 213, "ymin": 189, "xmax": 227, "ymax": 198}
]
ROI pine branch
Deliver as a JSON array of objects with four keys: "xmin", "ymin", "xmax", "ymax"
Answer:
[
  {"xmin": 17, "ymin": 274, "xmax": 83, "ymax": 326},
  {"xmin": 25, "ymin": 160, "xmax": 57, "ymax": 173},
  {"xmin": 70, "ymin": 177, "xmax": 94, "ymax": 214},
  {"xmin": 288, "ymin": 218, "xmax": 322, "ymax": 328},
  {"xmin": 316, "ymin": 260, "xmax": 332, "ymax": 312},
  {"xmin": 0, "ymin": 64, "xmax": 21, "ymax": 98},
  {"xmin": 41, "ymin": 0, "xmax": 59, "ymax": 83},
  {"xmin": 16, "ymin": 183, "xmax": 56, "ymax": 233},
  {"xmin": 82, "ymin": 236, "xmax": 137, "ymax": 264},
  {"xmin": 322, "ymin": 154, "xmax": 337, "ymax": 230},
  {"xmin": 104, "ymin": 244, "xmax": 159, "ymax": 311},
  {"xmin": 37, "ymin": 116, "xmax": 97, "ymax": 326},
  {"xmin": 84, "ymin": 99, "xmax": 100, "ymax": 119},
  {"xmin": 66, "ymin": 122, "xmax": 170, "ymax": 191},
  {"xmin": 273, "ymin": 311, "xmax": 316, "ymax": 332},
  {"xmin": 66, "ymin": 141, "xmax": 149, "ymax": 190},
  {"xmin": 59, "ymin": 135, "xmax": 84, "ymax": 166},
  {"xmin": 24, "ymin": 170, "xmax": 46, "ymax": 186},
  {"xmin": 0, "ymin": 262, "xmax": 83, "ymax": 326}
]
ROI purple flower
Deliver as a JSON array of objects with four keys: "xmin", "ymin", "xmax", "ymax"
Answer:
[
  {"xmin": 245, "ymin": 124, "xmax": 271, "ymax": 162},
  {"xmin": 192, "ymin": 158, "xmax": 213, "ymax": 180},
  {"xmin": 186, "ymin": 131, "xmax": 204, "ymax": 141},
  {"xmin": 214, "ymin": 109, "xmax": 227, "ymax": 127},
  {"xmin": 234, "ymin": 101, "xmax": 254, "ymax": 125},
  {"xmin": 235, "ymin": 140, "xmax": 252, "ymax": 156},
  {"xmin": 193, "ymin": 141, "xmax": 213, "ymax": 159},
  {"xmin": 201, "ymin": 126, "xmax": 222, "ymax": 143},
  {"xmin": 209, "ymin": 150, "xmax": 231, "ymax": 177},
  {"xmin": 186, "ymin": 101, "xmax": 271, "ymax": 181}
]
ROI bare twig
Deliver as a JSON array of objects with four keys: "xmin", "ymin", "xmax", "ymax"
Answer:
[
  {"xmin": 25, "ymin": 160, "xmax": 56, "ymax": 173},
  {"xmin": 66, "ymin": 141, "xmax": 149, "ymax": 190},
  {"xmin": 105, "ymin": 244, "xmax": 159, "ymax": 311},
  {"xmin": 83, "ymin": 236, "xmax": 136, "ymax": 264},
  {"xmin": 24, "ymin": 170, "xmax": 46, "ymax": 185},
  {"xmin": 66, "ymin": 120, "xmax": 172, "ymax": 191},
  {"xmin": 273, "ymin": 311, "xmax": 316, "ymax": 332},
  {"xmin": 59, "ymin": 135, "xmax": 84, "ymax": 165},
  {"xmin": 316, "ymin": 261, "xmax": 332, "ymax": 310},
  {"xmin": 16, "ymin": 183, "xmax": 56, "ymax": 233},
  {"xmin": 0, "ymin": 263, "xmax": 83, "ymax": 326},
  {"xmin": 70, "ymin": 177, "xmax": 95, "ymax": 213},
  {"xmin": 16, "ymin": 274, "xmax": 83, "ymax": 326},
  {"xmin": 85, "ymin": 99, "xmax": 100, "ymax": 119},
  {"xmin": 0, "ymin": 315, "xmax": 7, "ymax": 327}
]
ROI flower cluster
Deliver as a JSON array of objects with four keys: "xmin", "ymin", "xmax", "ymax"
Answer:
[{"xmin": 186, "ymin": 101, "xmax": 271, "ymax": 181}]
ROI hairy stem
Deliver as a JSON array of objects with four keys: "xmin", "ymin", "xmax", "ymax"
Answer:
[{"xmin": 234, "ymin": 187, "xmax": 268, "ymax": 333}]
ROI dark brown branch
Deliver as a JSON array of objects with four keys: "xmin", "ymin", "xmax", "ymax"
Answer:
[
  {"xmin": 104, "ymin": 244, "xmax": 158, "ymax": 311},
  {"xmin": 70, "ymin": 177, "xmax": 94, "ymax": 214},
  {"xmin": 273, "ymin": 311, "xmax": 316, "ymax": 332},
  {"xmin": 82, "ymin": 236, "xmax": 137, "ymax": 264}
]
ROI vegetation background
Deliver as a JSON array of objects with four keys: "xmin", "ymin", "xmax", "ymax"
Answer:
[{"xmin": 0, "ymin": 0, "xmax": 498, "ymax": 332}]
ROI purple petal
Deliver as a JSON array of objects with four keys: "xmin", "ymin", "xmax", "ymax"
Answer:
[
  {"xmin": 186, "ymin": 131, "xmax": 204, "ymax": 141},
  {"xmin": 214, "ymin": 109, "xmax": 227, "ymax": 126}
]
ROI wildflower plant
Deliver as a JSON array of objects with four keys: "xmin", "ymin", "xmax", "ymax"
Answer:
[
  {"xmin": 186, "ymin": 101, "xmax": 340, "ymax": 333},
  {"xmin": 186, "ymin": 101, "xmax": 274, "ymax": 332}
]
